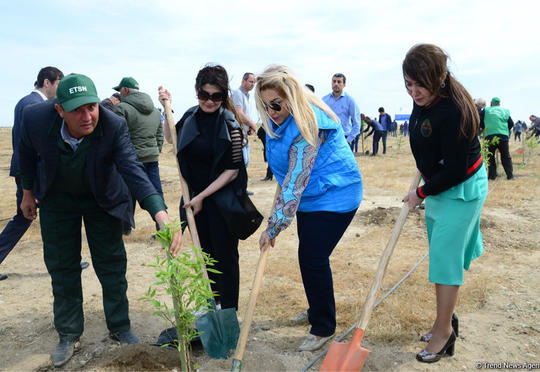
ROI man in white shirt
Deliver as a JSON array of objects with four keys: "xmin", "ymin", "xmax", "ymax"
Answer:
[{"xmin": 232, "ymin": 72, "xmax": 258, "ymax": 194}]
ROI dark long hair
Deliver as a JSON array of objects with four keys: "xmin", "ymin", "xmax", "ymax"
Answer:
[
  {"xmin": 195, "ymin": 64, "xmax": 240, "ymax": 121},
  {"xmin": 402, "ymin": 44, "xmax": 479, "ymax": 141}
]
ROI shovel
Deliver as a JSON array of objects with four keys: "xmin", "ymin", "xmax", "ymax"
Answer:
[
  {"xmin": 320, "ymin": 170, "xmax": 421, "ymax": 371},
  {"xmin": 231, "ymin": 185, "xmax": 280, "ymax": 371},
  {"xmin": 160, "ymin": 90, "xmax": 240, "ymax": 359}
]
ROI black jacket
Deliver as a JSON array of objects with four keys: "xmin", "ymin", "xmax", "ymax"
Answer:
[
  {"xmin": 409, "ymin": 96, "xmax": 482, "ymax": 198},
  {"xmin": 19, "ymin": 100, "xmax": 159, "ymax": 226},
  {"xmin": 175, "ymin": 106, "xmax": 247, "ymax": 196}
]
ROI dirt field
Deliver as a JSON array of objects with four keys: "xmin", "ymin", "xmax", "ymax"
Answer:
[{"xmin": 0, "ymin": 126, "xmax": 538, "ymax": 371}]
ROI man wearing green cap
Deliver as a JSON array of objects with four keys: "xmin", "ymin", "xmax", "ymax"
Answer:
[
  {"xmin": 18, "ymin": 73, "xmax": 182, "ymax": 367},
  {"xmin": 480, "ymin": 97, "xmax": 514, "ymax": 180},
  {"xmin": 113, "ymin": 77, "xmax": 164, "ymax": 235}
]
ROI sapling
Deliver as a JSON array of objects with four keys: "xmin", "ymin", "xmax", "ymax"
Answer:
[
  {"xmin": 525, "ymin": 136, "xmax": 538, "ymax": 164},
  {"xmin": 480, "ymin": 136, "xmax": 499, "ymax": 169},
  {"xmin": 141, "ymin": 221, "xmax": 219, "ymax": 372}
]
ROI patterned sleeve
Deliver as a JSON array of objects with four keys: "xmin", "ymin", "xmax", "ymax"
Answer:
[
  {"xmin": 266, "ymin": 131, "xmax": 328, "ymax": 239},
  {"xmin": 223, "ymin": 127, "xmax": 243, "ymax": 169}
]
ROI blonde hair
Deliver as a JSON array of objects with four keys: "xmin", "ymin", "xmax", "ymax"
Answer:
[{"xmin": 255, "ymin": 65, "xmax": 338, "ymax": 146}]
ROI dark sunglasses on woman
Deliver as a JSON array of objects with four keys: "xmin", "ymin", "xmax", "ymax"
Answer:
[
  {"xmin": 197, "ymin": 90, "xmax": 225, "ymax": 102},
  {"xmin": 264, "ymin": 101, "xmax": 282, "ymax": 112}
]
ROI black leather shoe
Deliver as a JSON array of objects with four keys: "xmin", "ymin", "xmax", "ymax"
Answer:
[
  {"xmin": 109, "ymin": 330, "xmax": 140, "ymax": 344},
  {"xmin": 80, "ymin": 262, "xmax": 90, "ymax": 270},
  {"xmin": 261, "ymin": 176, "xmax": 272, "ymax": 181},
  {"xmin": 0, "ymin": 273, "xmax": 7, "ymax": 281},
  {"xmin": 420, "ymin": 313, "xmax": 459, "ymax": 342},
  {"xmin": 416, "ymin": 331, "xmax": 456, "ymax": 363},
  {"xmin": 52, "ymin": 339, "xmax": 79, "ymax": 367}
]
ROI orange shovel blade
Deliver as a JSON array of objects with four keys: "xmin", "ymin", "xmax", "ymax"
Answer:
[{"xmin": 320, "ymin": 328, "xmax": 371, "ymax": 372}]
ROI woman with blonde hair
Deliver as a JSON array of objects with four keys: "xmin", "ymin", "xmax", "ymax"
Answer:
[
  {"xmin": 255, "ymin": 65, "xmax": 363, "ymax": 352},
  {"xmin": 402, "ymin": 44, "xmax": 488, "ymax": 363}
]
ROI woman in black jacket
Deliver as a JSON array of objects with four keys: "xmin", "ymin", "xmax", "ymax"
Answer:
[
  {"xmin": 402, "ymin": 44, "xmax": 488, "ymax": 363},
  {"xmin": 159, "ymin": 64, "xmax": 244, "ymax": 310}
]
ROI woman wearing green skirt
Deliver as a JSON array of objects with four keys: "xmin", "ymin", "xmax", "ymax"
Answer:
[{"xmin": 402, "ymin": 44, "xmax": 488, "ymax": 363}]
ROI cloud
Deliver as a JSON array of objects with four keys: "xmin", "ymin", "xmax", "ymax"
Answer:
[{"xmin": 0, "ymin": 0, "xmax": 538, "ymax": 125}]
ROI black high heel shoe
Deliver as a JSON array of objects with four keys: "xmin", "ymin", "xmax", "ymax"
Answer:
[
  {"xmin": 416, "ymin": 330, "xmax": 456, "ymax": 363},
  {"xmin": 420, "ymin": 313, "xmax": 458, "ymax": 342}
]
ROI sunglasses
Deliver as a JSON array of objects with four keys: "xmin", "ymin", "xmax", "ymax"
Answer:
[
  {"xmin": 197, "ymin": 90, "xmax": 225, "ymax": 102},
  {"xmin": 263, "ymin": 101, "xmax": 282, "ymax": 112}
]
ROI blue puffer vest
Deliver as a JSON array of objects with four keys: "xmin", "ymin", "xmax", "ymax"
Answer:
[{"xmin": 266, "ymin": 105, "xmax": 363, "ymax": 212}]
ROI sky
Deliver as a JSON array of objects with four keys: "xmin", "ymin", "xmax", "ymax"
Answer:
[{"xmin": 1, "ymin": 0, "xmax": 538, "ymax": 127}]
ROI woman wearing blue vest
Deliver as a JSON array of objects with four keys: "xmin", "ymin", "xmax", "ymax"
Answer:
[
  {"xmin": 255, "ymin": 65, "xmax": 363, "ymax": 352},
  {"xmin": 402, "ymin": 44, "xmax": 488, "ymax": 363}
]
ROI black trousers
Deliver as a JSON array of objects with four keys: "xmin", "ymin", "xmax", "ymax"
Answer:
[
  {"xmin": 193, "ymin": 199, "xmax": 239, "ymax": 310},
  {"xmin": 40, "ymin": 195, "xmax": 129, "ymax": 341},
  {"xmin": 296, "ymin": 208, "xmax": 357, "ymax": 337},
  {"xmin": 487, "ymin": 136, "xmax": 513, "ymax": 179},
  {"xmin": 372, "ymin": 130, "xmax": 384, "ymax": 155}
]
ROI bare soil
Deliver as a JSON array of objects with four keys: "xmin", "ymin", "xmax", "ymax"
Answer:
[{"xmin": 0, "ymin": 128, "xmax": 538, "ymax": 371}]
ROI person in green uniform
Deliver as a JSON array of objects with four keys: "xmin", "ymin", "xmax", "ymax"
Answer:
[
  {"xmin": 18, "ymin": 73, "xmax": 181, "ymax": 368},
  {"xmin": 480, "ymin": 97, "xmax": 515, "ymax": 180}
]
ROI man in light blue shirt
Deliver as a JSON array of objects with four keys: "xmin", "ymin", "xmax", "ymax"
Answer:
[{"xmin": 322, "ymin": 73, "xmax": 361, "ymax": 150}]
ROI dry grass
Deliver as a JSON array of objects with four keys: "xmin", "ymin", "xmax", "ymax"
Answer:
[{"xmin": 1, "ymin": 126, "xmax": 538, "ymax": 364}]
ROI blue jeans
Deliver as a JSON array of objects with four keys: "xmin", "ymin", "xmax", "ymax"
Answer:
[
  {"xmin": 381, "ymin": 131, "xmax": 388, "ymax": 154},
  {"xmin": 296, "ymin": 208, "xmax": 357, "ymax": 337},
  {"xmin": 351, "ymin": 134, "xmax": 360, "ymax": 153},
  {"xmin": 143, "ymin": 162, "xmax": 164, "ymax": 198},
  {"xmin": 0, "ymin": 177, "xmax": 33, "ymax": 264}
]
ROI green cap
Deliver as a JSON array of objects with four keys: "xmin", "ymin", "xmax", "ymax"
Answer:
[
  {"xmin": 56, "ymin": 73, "xmax": 100, "ymax": 112},
  {"xmin": 113, "ymin": 77, "xmax": 139, "ymax": 91},
  {"xmin": 491, "ymin": 97, "xmax": 501, "ymax": 105}
]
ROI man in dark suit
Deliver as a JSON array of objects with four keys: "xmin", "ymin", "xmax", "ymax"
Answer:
[
  {"xmin": 0, "ymin": 67, "xmax": 65, "ymax": 281},
  {"xmin": 18, "ymin": 73, "xmax": 182, "ymax": 367}
]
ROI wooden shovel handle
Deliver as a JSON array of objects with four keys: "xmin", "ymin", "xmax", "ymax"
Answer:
[
  {"xmin": 233, "ymin": 185, "xmax": 281, "ymax": 362},
  {"xmin": 160, "ymin": 93, "xmax": 208, "ymax": 282},
  {"xmin": 357, "ymin": 170, "xmax": 422, "ymax": 330}
]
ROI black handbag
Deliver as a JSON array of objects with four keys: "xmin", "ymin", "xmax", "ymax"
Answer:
[{"xmin": 211, "ymin": 184, "xmax": 263, "ymax": 240}]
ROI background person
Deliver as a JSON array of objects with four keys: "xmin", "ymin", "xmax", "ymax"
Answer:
[
  {"xmin": 0, "ymin": 67, "xmax": 82, "ymax": 282},
  {"xmin": 322, "ymin": 73, "xmax": 361, "ymax": 150},
  {"xmin": 402, "ymin": 44, "xmax": 488, "ymax": 364},
  {"xmin": 480, "ymin": 97, "xmax": 514, "ymax": 180},
  {"xmin": 514, "ymin": 120, "xmax": 522, "ymax": 141},
  {"xmin": 100, "ymin": 92, "xmax": 121, "ymax": 111},
  {"xmin": 528, "ymin": 114, "xmax": 540, "ymax": 139},
  {"xmin": 378, "ymin": 107, "xmax": 392, "ymax": 154},
  {"xmin": 254, "ymin": 65, "xmax": 363, "ymax": 352},
  {"xmin": 18, "ymin": 73, "xmax": 181, "ymax": 367},
  {"xmin": 257, "ymin": 125, "xmax": 273, "ymax": 181},
  {"xmin": 363, "ymin": 115, "xmax": 386, "ymax": 156},
  {"xmin": 232, "ymin": 72, "xmax": 258, "ymax": 195},
  {"xmin": 159, "ymin": 64, "xmax": 245, "ymax": 310},
  {"xmin": 113, "ymin": 77, "xmax": 165, "ymax": 234}
]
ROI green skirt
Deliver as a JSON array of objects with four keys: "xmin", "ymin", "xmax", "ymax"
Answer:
[{"xmin": 425, "ymin": 165, "xmax": 488, "ymax": 285}]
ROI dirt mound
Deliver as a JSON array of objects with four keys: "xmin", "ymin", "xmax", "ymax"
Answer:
[
  {"xmin": 95, "ymin": 344, "xmax": 180, "ymax": 371},
  {"xmin": 357, "ymin": 207, "xmax": 401, "ymax": 225}
]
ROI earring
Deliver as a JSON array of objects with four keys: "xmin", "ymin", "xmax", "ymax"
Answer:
[{"xmin": 441, "ymin": 82, "xmax": 446, "ymax": 88}]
